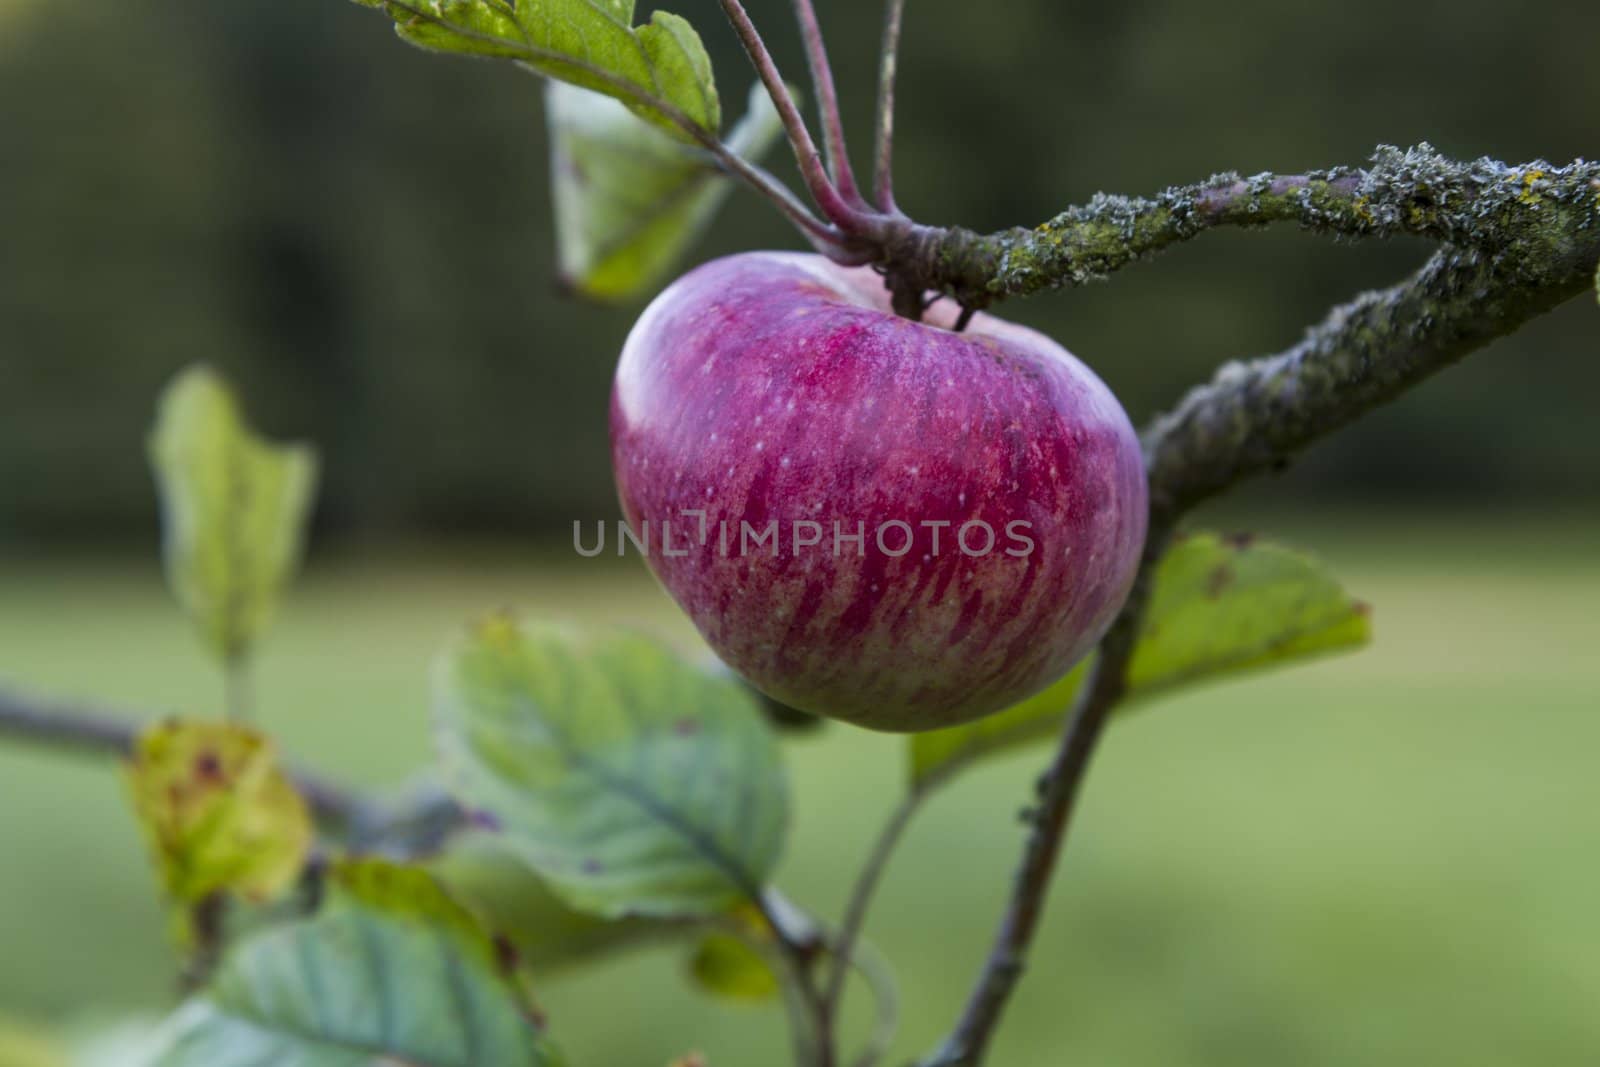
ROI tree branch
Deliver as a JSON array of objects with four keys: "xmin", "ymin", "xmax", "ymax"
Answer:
[
  {"xmin": 0, "ymin": 682, "xmax": 824, "ymax": 858},
  {"xmin": 1143, "ymin": 241, "xmax": 1595, "ymax": 521},
  {"xmin": 879, "ymin": 146, "xmax": 1600, "ymax": 308},
  {"xmin": 0, "ymin": 685, "xmax": 433, "ymax": 842},
  {"xmin": 918, "ymin": 552, "xmax": 1156, "ymax": 1067},
  {"xmin": 915, "ymin": 149, "xmax": 1599, "ymax": 1066}
]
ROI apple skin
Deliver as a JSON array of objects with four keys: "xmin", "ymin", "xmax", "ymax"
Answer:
[{"xmin": 610, "ymin": 252, "xmax": 1147, "ymax": 732}]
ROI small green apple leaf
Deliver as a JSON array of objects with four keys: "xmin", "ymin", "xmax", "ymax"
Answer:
[
  {"xmin": 151, "ymin": 859, "xmax": 564, "ymax": 1067},
  {"xmin": 148, "ymin": 365, "xmax": 317, "ymax": 666},
  {"xmin": 909, "ymin": 532, "xmax": 1371, "ymax": 788},
  {"xmin": 427, "ymin": 833, "xmax": 673, "ymax": 970},
  {"xmin": 687, "ymin": 923, "xmax": 780, "ymax": 1002},
  {"xmin": 549, "ymin": 81, "xmax": 781, "ymax": 301},
  {"xmin": 435, "ymin": 616, "xmax": 789, "ymax": 919},
  {"xmin": 125, "ymin": 720, "xmax": 313, "ymax": 908},
  {"xmin": 359, "ymin": 0, "xmax": 720, "ymax": 138}
]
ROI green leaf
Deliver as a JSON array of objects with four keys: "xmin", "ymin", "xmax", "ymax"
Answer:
[
  {"xmin": 148, "ymin": 365, "xmax": 317, "ymax": 665},
  {"xmin": 910, "ymin": 532, "xmax": 1372, "ymax": 788},
  {"xmin": 634, "ymin": 12, "xmax": 717, "ymax": 130},
  {"xmin": 124, "ymin": 720, "xmax": 312, "ymax": 908},
  {"xmin": 363, "ymin": 0, "xmax": 720, "ymax": 137},
  {"xmin": 427, "ymin": 833, "xmax": 673, "ymax": 970},
  {"xmin": 152, "ymin": 859, "xmax": 564, "ymax": 1067},
  {"xmin": 435, "ymin": 615, "xmax": 789, "ymax": 919},
  {"xmin": 688, "ymin": 927, "xmax": 780, "ymax": 1002},
  {"xmin": 549, "ymin": 81, "xmax": 782, "ymax": 301}
]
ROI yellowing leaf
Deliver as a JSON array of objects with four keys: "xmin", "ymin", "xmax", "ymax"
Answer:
[
  {"xmin": 910, "ymin": 532, "xmax": 1372, "ymax": 788},
  {"xmin": 688, "ymin": 931, "xmax": 780, "ymax": 1001},
  {"xmin": 151, "ymin": 860, "xmax": 564, "ymax": 1067},
  {"xmin": 125, "ymin": 720, "xmax": 312, "ymax": 906},
  {"xmin": 549, "ymin": 81, "xmax": 783, "ymax": 301},
  {"xmin": 148, "ymin": 365, "xmax": 317, "ymax": 665}
]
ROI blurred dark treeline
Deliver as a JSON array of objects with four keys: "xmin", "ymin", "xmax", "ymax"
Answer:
[{"xmin": 1, "ymin": 0, "xmax": 1596, "ymax": 546}]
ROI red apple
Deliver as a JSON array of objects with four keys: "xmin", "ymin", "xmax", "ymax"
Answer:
[{"xmin": 609, "ymin": 252, "xmax": 1147, "ymax": 732}]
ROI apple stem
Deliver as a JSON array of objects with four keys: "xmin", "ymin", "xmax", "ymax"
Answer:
[
  {"xmin": 953, "ymin": 305, "xmax": 976, "ymax": 332},
  {"xmin": 791, "ymin": 0, "xmax": 868, "ymax": 210},
  {"xmin": 717, "ymin": 0, "xmax": 875, "ymax": 234},
  {"xmin": 873, "ymin": 0, "xmax": 908, "ymax": 214},
  {"xmin": 885, "ymin": 272, "xmax": 927, "ymax": 321}
]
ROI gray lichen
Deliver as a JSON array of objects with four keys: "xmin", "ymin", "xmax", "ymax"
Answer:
[{"xmin": 904, "ymin": 145, "xmax": 1600, "ymax": 304}]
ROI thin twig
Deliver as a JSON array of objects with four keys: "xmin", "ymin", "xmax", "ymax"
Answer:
[
  {"xmin": 0, "ymin": 688, "xmax": 136, "ymax": 757},
  {"xmin": 919, "ymin": 558, "xmax": 1157, "ymax": 1067},
  {"xmin": 716, "ymin": 0, "xmax": 868, "ymax": 231},
  {"xmin": 872, "ymin": 0, "xmax": 907, "ymax": 213},
  {"xmin": 0, "ymin": 685, "xmax": 395, "ymax": 836},
  {"xmin": 821, "ymin": 781, "xmax": 930, "ymax": 1017},
  {"xmin": 791, "ymin": 0, "xmax": 863, "ymax": 206},
  {"xmin": 760, "ymin": 888, "xmax": 835, "ymax": 1067},
  {"xmin": 181, "ymin": 891, "xmax": 229, "ymax": 993},
  {"xmin": 846, "ymin": 936, "xmax": 901, "ymax": 1067}
]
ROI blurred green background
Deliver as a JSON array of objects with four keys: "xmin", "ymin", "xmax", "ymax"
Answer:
[
  {"xmin": 2, "ymin": 521, "xmax": 1598, "ymax": 1065},
  {"xmin": 1, "ymin": 0, "xmax": 1597, "ymax": 1063}
]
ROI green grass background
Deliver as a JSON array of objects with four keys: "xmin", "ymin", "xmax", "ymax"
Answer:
[{"xmin": 1, "ymin": 512, "xmax": 1596, "ymax": 1066}]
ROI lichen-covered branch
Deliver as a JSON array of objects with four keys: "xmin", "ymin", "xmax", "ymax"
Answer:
[
  {"xmin": 916, "ymin": 149, "xmax": 1599, "ymax": 1067},
  {"xmin": 879, "ymin": 145, "xmax": 1600, "ymax": 308},
  {"xmin": 1144, "ymin": 237, "xmax": 1596, "ymax": 521}
]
